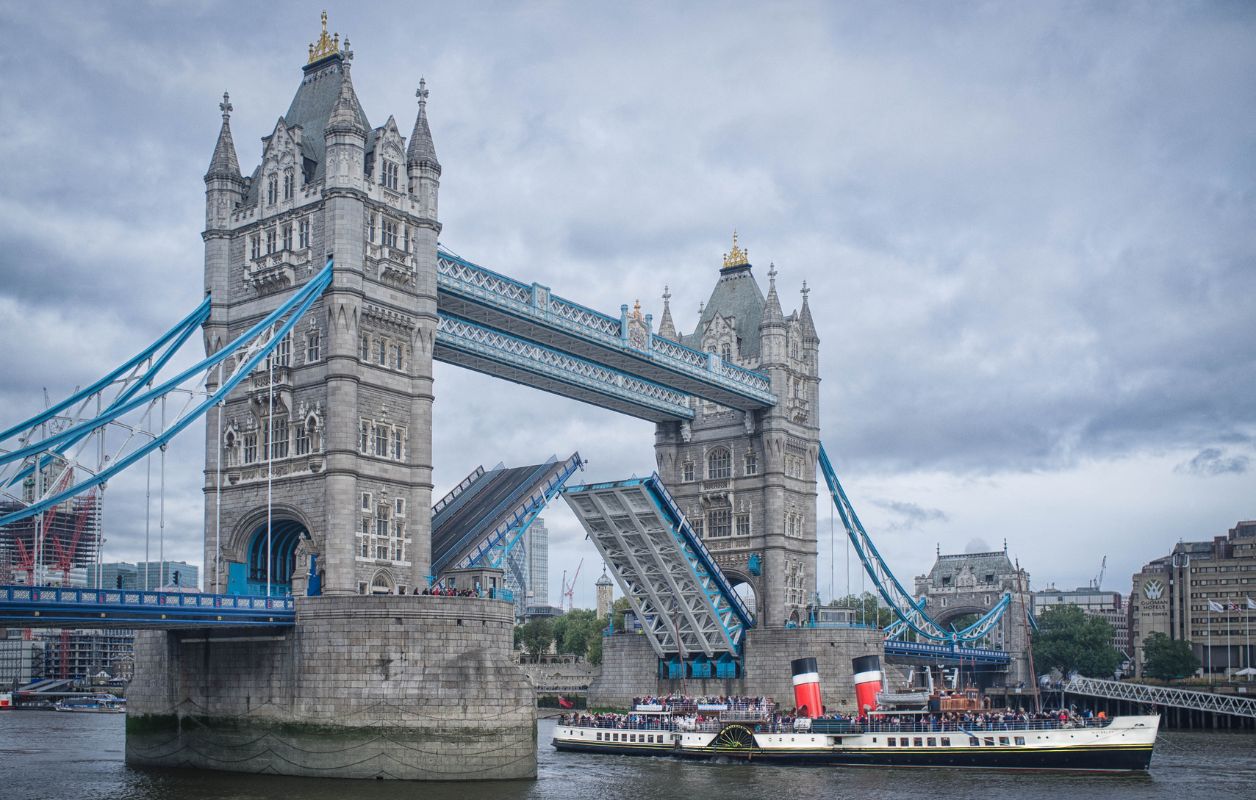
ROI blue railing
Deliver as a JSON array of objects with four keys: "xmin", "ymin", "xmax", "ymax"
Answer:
[
  {"xmin": 883, "ymin": 639, "xmax": 1011, "ymax": 664},
  {"xmin": 0, "ymin": 584, "xmax": 295, "ymax": 628}
]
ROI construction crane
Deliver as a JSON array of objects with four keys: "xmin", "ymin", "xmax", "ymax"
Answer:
[
  {"xmin": 1093, "ymin": 555, "xmax": 1107, "ymax": 590},
  {"xmin": 561, "ymin": 558, "xmax": 583, "ymax": 612}
]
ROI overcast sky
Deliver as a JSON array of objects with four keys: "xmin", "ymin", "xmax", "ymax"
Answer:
[{"xmin": 1, "ymin": 1, "xmax": 1252, "ymax": 610}]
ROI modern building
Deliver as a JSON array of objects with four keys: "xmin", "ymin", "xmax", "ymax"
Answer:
[
  {"xmin": 1129, "ymin": 520, "xmax": 1256, "ymax": 677},
  {"xmin": 1033, "ymin": 586, "xmax": 1130, "ymax": 656},
  {"xmin": 87, "ymin": 561, "xmax": 199, "ymax": 591},
  {"xmin": 652, "ymin": 237, "xmax": 820, "ymax": 627},
  {"xmin": 35, "ymin": 629, "xmax": 135, "ymax": 682},
  {"xmin": 526, "ymin": 518, "xmax": 549, "ymax": 606},
  {"xmin": 0, "ymin": 635, "xmax": 43, "ymax": 687},
  {"xmin": 0, "ymin": 488, "xmax": 101, "ymax": 587}
]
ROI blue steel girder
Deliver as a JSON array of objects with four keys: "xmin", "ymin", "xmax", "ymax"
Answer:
[
  {"xmin": 818, "ymin": 442, "xmax": 1012, "ymax": 645},
  {"xmin": 478, "ymin": 453, "xmax": 584, "ymax": 570},
  {"xmin": 883, "ymin": 639, "xmax": 1012, "ymax": 666},
  {"xmin": 434, "ymin": 312, "xmax": 694, "ymax": 422},
  {"xmin": 435, "ymin": 250, "xmax": 776, "ymax": 412},
  {"xmin": 0, "ymin": 584, "xmax": 294, "ymax": 629},
  {"xmin": 563, "ymin": 475, "xmax": 752, "ymax": 660},
  {"xmin": 0, "ymin": 261, "xmax": 333, "ymax": 527}
]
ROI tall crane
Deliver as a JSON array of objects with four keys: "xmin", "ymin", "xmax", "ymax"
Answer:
[
  {"xmin": 1093, "ymin": 555, "xmax": 1107, "ymax": 590},
  {"xmin": 561, "ymin": 558, "xmax": 583, "ymax": 612}
]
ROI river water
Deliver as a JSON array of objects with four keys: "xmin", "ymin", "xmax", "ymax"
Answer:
[{"xmin": 0, "ymin": 714, "xmax": 1253, "ymax": 800}]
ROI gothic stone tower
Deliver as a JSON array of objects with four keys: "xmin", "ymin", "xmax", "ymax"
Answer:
[
  {"xmin": 653, "ymin": 236, "xmax": 820, "ymax": 627},
  {"xmin": 201, "ymin": 18, "xmax": 440, "ymax": 597}
]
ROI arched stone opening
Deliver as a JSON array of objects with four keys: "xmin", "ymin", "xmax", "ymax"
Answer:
[
  {"xmin": 724, "ymin": 569, "xmax": 759, "ymax": 625},
  {"xmin": 244, "ymin": 518, "xmax": 307, "ymax": 596}
]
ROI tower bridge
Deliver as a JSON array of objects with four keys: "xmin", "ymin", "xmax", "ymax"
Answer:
[{"xmin": 0, "ymin": 13, "xmax": 1030, "ymax": 781}]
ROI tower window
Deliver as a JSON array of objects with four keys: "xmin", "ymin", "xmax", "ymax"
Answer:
[
  {"xmin": 266, "ymin": 227, "xmax": 277, "ymax": 254},
  {"xmin": 360, "ymin": 335, "xmax": 370, "ymax": 361},
  {"xmin": 720, "ymin": 343, "xmax": 731, "ymax": 362},
  {"xmin": 382, "ymin": 160, "xmax": 399, "ymax": 191},
  {"xmin": 243, "ymin": 432, "xmax": 257, "ymax": 464},
  {"xmin": 682, "ymin": 461, "xmax": 695, "ymax": 482},
  {"xmin": 283, "ymin": 169, "xmax": 294, "ymax": 200},
  {"xmin": 298, "ymin": 217, "xmax": 311, "ymax": 249},
  {"xmin": 382, "ymin": 218, "xmax": 398, "ymax": 248},
  {"xmin": 267, "ymin": 173, "xmax": 278, "ymax": 205},
  {"xmin": 390, "ymin": 344, "xmax": 403, "ymax": 370},
  {"xmin": 374, "ymin": 338, "xmax": 386, "ymax": 366},
  {"xmin": 735, "ymin": 514, "xmax": 751, "ymax": 537},
  {"xmin": 294, "ymin": 421, "xmax": 310, "ymax": 456},
  {"xmin": 744, "ymin": 450, "xmax": 758, "ymax": 475},
  {"xmin": 791, "ymin": 341, "xmax": 800, "ymax": 360},
  {"xmin": 281, "ymin": 223, "xmax": 293, "ymax": 252},
  {"xmin": 306, "ymin": 328, "xmax": 321, "ymax": 362},
  {"xmin": 708, "ymin": 508, "xmax": 731, "ymax": 538},
  {"xmin": 368, "ymin": 213, "xmax": 377, "ymax": 243},
  {"xmin": 374, "ymin": 424, "xmax": 388, "ymax": 456},
  {"xmin": 250, "ymin": 235, "xmax": 260, "ymax": 260},
  {"xmin": 707, "ymin": 448, "xmax": 731, "ymax": 480}
]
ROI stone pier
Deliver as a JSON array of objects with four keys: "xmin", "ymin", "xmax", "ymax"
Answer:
[
  {"xmin": 589, "ymin": 626, "xmax": 883, "ymax": 710},
  {"xmin": 126, "ymin": 595, "xmax": 535, "ymax": 780}
]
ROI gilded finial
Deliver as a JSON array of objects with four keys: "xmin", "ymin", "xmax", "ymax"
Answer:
[
  {"xmin": 308, "ymin": 10, "xmax": 340, "ymax": 64},
  {"xmin": 722, "ymin": 230, "xmax": 749, "ymax": 269},
  {"xmin": 219, "ymin": 91, "xmax": 232, "ymax": 120}
]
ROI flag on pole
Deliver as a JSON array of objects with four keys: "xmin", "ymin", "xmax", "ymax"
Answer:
[
  {"xmin": 1208, "ymin": 600, "xmax": 1225, "ymax": 612},
  {"xmin": 1247, "ymin": 597, "xmax": 1256, "ymax": 610}
]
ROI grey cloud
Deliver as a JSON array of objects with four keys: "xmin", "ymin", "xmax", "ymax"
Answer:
[
  {"xmin": 870, "ymin": 499, "xmax": 949, "ymax": 532},
  {"xmin": 1176, "ymin": 448, "xmax": 1251, "ymax": 477}
]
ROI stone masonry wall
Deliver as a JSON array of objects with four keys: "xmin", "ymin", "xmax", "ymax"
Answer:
[
  {"xmin": 590, "ymin": 626, "xmax": 883, "ymax": 714},
  {"xmin": 127, "ymin": 595, "xmax": 535, "ymax": 780}
]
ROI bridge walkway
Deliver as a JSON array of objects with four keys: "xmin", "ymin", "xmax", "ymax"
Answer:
[{"xmin": 1062, "ymin": 675, "xmax": 1256, "ymax": 720}]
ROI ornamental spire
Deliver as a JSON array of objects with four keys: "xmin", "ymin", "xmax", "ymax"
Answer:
[
  {"xmin": 206, "ymin": 91, "xmax": 241, "ymax": 180},
  {"xmin": 658, "ymin": 285, "xmax": 677, "ymax": 340},
  {"xmin": 761, "ymin": 262, "xmax": 784, "ymax": 328},
  {"xmin": 408, "ymin": 77, "xmax": 440, "ymax": 171},
  {"xmin": 722, "ymin": 230, "xmax": 749, "ymax": 270},
  {"xmin": 308, "ymin": 10, "xmax": 340, "ymax": 64}
]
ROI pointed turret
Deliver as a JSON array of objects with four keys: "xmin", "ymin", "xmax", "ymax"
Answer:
[
  {"xmin": 407, "ymin": 78, "xmax": 442, "ymax": 219},
  {"xmin": 798, "ymin": 280, "xmax": 818, "ymax": 342},
  {"xmin": 206, "ymin": 92, "xmax": 241, "ymax": 180},
  {"xmin": 760, "ymin": 263, "xmax": 785, "ymax": 329},
  {"xmin": 658, "ymin": 285, "xmax": 678, "ymax": 340},
  {"xmin": 325, "ymin": 58, "xmax": 366, "ymax": 137},
  {"xmin": 407, "ymin": 78, "xmax": 440, "ymax": 173}
]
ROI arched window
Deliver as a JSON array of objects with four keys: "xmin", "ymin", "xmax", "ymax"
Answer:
[
  {"xmin": 370, "ymin": 571, "xmax": 393, "ymax": 594},
  {"xmin": 283, "ymin": 169, "xmax": 294, "ymax": 200},
  {"xmin": 707, "ymin": 448, "xmax": 731, "ymax": 480},
  {"xmin": 720, "ymin": 343, "xmax": 732, "ymax": 362},
  {"xmin": 790, "ymin": 340, "xmax": 799, "ymax": 360},
  {"xmin": 224, "ymin": 430, "xmax": 237, "ymax": 467},
  {"xmin": 743, "ymin": 450, "xmax": 758, "ymax": 476},
  {"xmin": 267, "ymin": 173, "xmax": 278, "ymax": 205}
]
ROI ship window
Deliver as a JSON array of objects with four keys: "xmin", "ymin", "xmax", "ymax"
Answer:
[
  {"xmin": 984, "ymin": 737, "xmax": 994, "ymax": 747},
  {"xmin": 887, "ymin": 738, "xmax": 896, "ymax": 747},
  {"xmin": 969, "ymin": 737, "xmax": 980, "ymax": 746},
  {"xmin": 941, "ymin": 737, "xmax": 951, "ymax": 747},
  {"xmin": 999, "ymin": 737, "xmax": 1010, "ymax": 746},
  {"xmin": 900, "ymin": 738, "xmax": 909, "ymax": 746},
  {"xmin": 927, "ymin": 737, "xmax": 936, "ymax": 747},
  {"xmin": 596, "ymin": 732, "xmax": 602, "ymax": 741},
  {"xmin": 913, "ymin": 737, "xmax": 923, "ymax": 747},
  {"xmin": 1015, "ymin": 736, "xmax": 1025, "ymax": 746}
]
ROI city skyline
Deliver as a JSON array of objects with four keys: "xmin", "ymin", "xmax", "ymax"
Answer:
[{"xmin": 0, "ymin": 2, "xmax": 1252, "ymax": 608}]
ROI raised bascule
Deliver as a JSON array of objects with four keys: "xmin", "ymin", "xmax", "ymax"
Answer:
[{"xmin": 0, "ymin": 12, "xmax": 1031, "ymax": 782}]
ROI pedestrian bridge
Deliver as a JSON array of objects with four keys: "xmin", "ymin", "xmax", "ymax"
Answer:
[
  {"xmin": 0, "ymin": 585, "xmax": 294, "ymax": 629},
  {"xmin": 1062, "ymin": 675, "xmax": 1256, "ymax": 720}
]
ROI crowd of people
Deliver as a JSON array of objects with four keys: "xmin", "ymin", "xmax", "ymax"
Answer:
[{"xmin": 560, "ymin": 705, "xmax": 1109, "ymax": 733}]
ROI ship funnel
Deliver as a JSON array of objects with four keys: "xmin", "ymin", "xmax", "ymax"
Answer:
[
  {"xmin": 791, "ymin": 657, "xmax": 823, "ymax": 717},
  {"xmin": 852, "ymin": 654, "xmax": 883, "ymax": 714}
]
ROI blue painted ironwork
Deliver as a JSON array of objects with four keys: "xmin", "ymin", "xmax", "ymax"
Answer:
[
  {"xmin": 434, "ymin": 312, "xmax": 695, "ymax": 421},
  {"xmin": 883, "ymin": 639, "xmax": 1012, "ymax": 665},
  {"xmin": 563, "ymin": 475, "xmax": 752, "ymax": 659},
  {"xmin": 818, "ymin": 443, "xmax": 1010, "ymax": 644},
  {"xmin": 0, "ymin": 584, "xmax": 294, "ymax": 629},
  {"xmin": 244, "ymin": 519, "xmax": 306, "ymax": 596},
  {"xmin": 472, "ymin": 452, "xmax": 584, "ymax": 572},
  {"xmin": 436, "ymin": 250, "xmax": 776, "ymax": 409},
  {"xmin": 0, "ymin": 261, "xmax": 333, "ymax": 528}
]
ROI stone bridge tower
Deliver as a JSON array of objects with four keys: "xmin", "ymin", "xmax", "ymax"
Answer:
[
  {"xmin": 201, "ymin": 16, "xmax": 440, "ymax": 597},
  {"xmin": 915, "ymin": 548, "xmax": 1034, "ymax": 686},
  {"xmin": 653, "ymin": 235, "xmax": 820, "ymax": 627}
]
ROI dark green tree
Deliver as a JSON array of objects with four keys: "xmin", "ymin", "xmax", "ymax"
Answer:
[
  {"xmin": 1141, "ymin": 632, "xmax": 1200, "ymax": 680},
  {"xmin": 518, "ymin": 618, "xmax": 555, "ymax": 662},
  {"xmin": 829, "ymin": 592, "xmax": 894, "ymax": 628},
  {"xmin": 553, "ymin": 608, "xmax": 601, "ymax": 660},
  {"xmin": 1032, "ymin": 605, "xmax": 1122, "ymax": 677}
]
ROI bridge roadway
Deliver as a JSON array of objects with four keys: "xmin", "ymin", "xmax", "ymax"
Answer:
[{"xmin": 0, "ymin": 585, "xmax": 294, "ymax": 629}]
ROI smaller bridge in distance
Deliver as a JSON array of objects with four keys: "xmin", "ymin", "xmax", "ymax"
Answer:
[{"xmin": 1062, "ymin": 675, "xmax": 1256, "ymax": 721}]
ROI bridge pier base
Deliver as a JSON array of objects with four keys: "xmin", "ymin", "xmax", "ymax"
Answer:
[
  {"xmin": 125, "ymin": 595, "xmax": 535, "ymax": 780},
  {"xmin": 590, "ymin": 626, "xmax": 883, "ymax": 710}
]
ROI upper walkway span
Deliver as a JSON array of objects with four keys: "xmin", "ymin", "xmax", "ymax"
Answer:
[{"xmin": 435, "ymin": 250, "xmax": 777, "ymax": 416}]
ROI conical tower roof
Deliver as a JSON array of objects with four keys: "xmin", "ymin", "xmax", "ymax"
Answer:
[
  {"xmin": 206, "ymin": 92, "xmax": 241, "ymax": 180},
  {"xmin": 760, "ymin": 263, "xmax": 785, "ymax": 329},
  {"xmin": 798, "ymin": 281, "xmax": 818, "ymax": 341},
  {"xmin": 408, "ymin": 78, "xmax": 441, "ymax": 173},
  {"xmin": 657, "ymin": 286, "xmax": 678, "ymax": 340}
]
